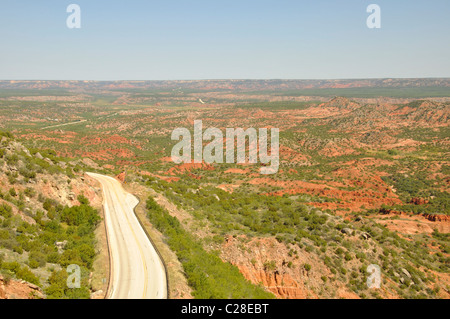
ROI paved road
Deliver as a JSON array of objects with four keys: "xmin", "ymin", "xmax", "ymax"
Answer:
[
  {"xmin": 87, "ymin": 173, "xmax": 167, "ymax": 299},
  {"xmin": 40, "ymin": 119, "xmax": 87, "ymax": 130}
]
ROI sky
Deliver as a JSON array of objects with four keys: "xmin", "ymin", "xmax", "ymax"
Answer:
[{"xmin": 0, "ymin": 0, "xmax": 449, "ymax": 80}]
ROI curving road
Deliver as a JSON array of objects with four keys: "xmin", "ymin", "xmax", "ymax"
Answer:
[{"xmin": 87, "ymin": 173, "xmax": 167, "ymax": 299}]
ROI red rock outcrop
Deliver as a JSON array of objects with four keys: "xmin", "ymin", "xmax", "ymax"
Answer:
[
  {"xmin": 116, "ymin": 171, "xmax": 126, "ymax": 183},
  {"xmin": 237, "ymin": 265, "xmax": 314, "ymax": 299},
  {"xmin": 410, "ymin": 197, "xmax": 429, "ymax": 205},
  {"xmin": 423, "ymin": 214, "xmax": 449, "ymax": 222},
  {"xmin": 0, "ymin": 276, "xmax": 44, "ymax": 299},
  {"xmin": 220, "ymin": 235, "xmax": 355, "ymax": 299}
]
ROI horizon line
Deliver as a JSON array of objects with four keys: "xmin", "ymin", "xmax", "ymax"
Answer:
[{"xmin": 1, "ymin": 77, "xmax": 450, "ymax": 82}]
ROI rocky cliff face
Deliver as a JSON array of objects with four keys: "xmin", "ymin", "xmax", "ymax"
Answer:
[
  {"xmin": 237, "ymin": 265, "xmax": 313, "ymax": 299},
  {"xmin": 220, "ymin": 235, "xmax": 358, "ymax": 299}
]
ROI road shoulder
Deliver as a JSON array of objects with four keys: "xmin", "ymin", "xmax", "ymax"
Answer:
[
  {"xmin": 86, "ymin": 175, "xmax": 110, "ymax": 299},
  {"xmin": 123, "ymin": 182, "xmax": 193, "ymax": 299}
]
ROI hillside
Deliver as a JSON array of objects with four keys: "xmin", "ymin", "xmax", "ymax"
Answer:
[{"xmin": 0, "ymin": 132, "xmax": 105, "ymax": 299}]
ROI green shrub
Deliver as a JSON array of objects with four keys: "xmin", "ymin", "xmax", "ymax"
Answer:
[
  {"xmin": 1, "ymin": 261, "xmax": 39, "ymax": 285},
  {"xmin": 0, "ymin": 204, "xmax": 12, "ymax": 218},
  {"xmin": 45, "ymin": 269, "xmax": 90, "ymax": 299},
  {"xmin": 28, "ymin": 259, "xmax": 40, "ymax": 269},
  {"xmin": 0, "ymin": 229, "xmax": 10, "ymax": 240},
  {"xmin": 47, "ymin": 252, "xmax": 60, "ymax": 264},
  {"xmin": 24, "ymin": 187, "xmax": 36, "ymax": 198},
  {"xmin": 29, "ymin": 251, "xmax": 47, "ymax": 268},
  {"xmin": 8, "ymin": 188, "xmax": 17, "ymax": 197},
  {"xmin": 263, "ymin": 261, "xmax": 277, "ymax": 271}
]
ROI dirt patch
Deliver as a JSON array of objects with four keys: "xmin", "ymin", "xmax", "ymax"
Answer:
[
  {"xmin": 371, "ymin": 211, "xmax": 450, "ymax": 235},
  {"xmin": 224, "ymin": 168, "xmax": 250, "ymax": 174},
  {"xmin": 164, "ymin": 161, "xmax": 215, "ymax": 176}
]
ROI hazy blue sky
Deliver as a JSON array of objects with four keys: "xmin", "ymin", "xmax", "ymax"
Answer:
[{"xmin": 0, "ymin": 0, "xmax": 449, "ymax": 80}]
